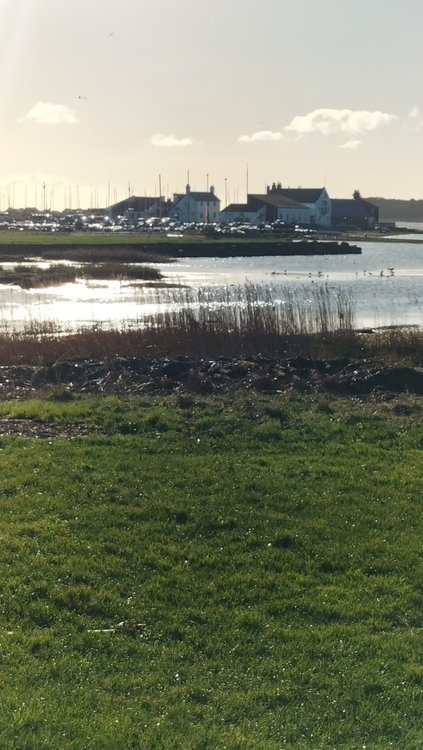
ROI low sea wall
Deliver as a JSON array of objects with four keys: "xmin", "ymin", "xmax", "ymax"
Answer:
[
  {"xmin": 0, "ymin": 239, "xmax": 361, "ymax": 258},
  {"xmin": 159, "ymin": 240, "xmax": 362, "ymax": 257}
]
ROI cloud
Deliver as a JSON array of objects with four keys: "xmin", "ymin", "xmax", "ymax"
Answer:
[
  {"xmin": 238, "ymin": 130, "xmax": 284, "ymax": 143},
  {"xmin": 338, "ymin": 139, "xmax": 363, "ymax": 150},
  {"xmin": 285, "ymin": 108, "xmax": 397, "ymax": 136},
  {"xmin": 150, "ymin": 133, "xmax": 193, "ymax": 147},
  {"xmin": 404, "ymin": 106, "xmax": 423, "ymax": 131},
  {"xmin": 20, "ymin": 102, "xmax": 77, "ymax": 125}
]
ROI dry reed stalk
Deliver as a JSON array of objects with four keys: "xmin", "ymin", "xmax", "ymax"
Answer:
[{"xmin": 0, "ymin": 282, "xmax": 420, "ymax": 365}]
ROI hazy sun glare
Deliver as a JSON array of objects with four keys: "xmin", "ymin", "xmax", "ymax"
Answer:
[{"xmin": 0, "ymin": 0, "xmax": 33, "ymax": 100}]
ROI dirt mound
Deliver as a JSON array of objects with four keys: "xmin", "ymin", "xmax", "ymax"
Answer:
[{"xmin": 0, "ymin": 355, "xmax": 422, "ymax": 400}]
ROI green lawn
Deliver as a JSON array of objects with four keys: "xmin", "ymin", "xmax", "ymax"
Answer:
[
  {"xmin": 0, "ymin": 231, "xmax": 167, "ymax": 245},
  {"xmin": 0, "ymin": 231, "xmax": 236, "ymax": 246},
  {"xmin": 0, "ymin": 392, "xmax": 421, "ymax": 749}
]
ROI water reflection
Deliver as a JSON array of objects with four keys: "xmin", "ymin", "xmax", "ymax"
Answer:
[{"xmin": 0, "ymin": 240, "xmax": 421, "ymax": 332}]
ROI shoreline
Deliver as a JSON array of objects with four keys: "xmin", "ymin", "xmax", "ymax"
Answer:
[{"xmin": 0, "ymin": 238, "xmax": 362, "ymax": 258}]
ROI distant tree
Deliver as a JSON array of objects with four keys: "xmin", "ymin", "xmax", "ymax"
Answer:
[{"xmin": 366, "ymin": 197, "xmax": 423, "ymax": 222}]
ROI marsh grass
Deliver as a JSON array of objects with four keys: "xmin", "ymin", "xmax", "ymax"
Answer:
[
  {"xmin": 0, "ymin": 264, "xmax": 79, "ymax": 288},
  {"xmin": 0, "ymin": 261, "xmax": 162, "ymax": 288},
  {"xmin": 0, "ymin": 324, "xmax": 419, "ymax": 365},
  {"xmin": 0, "ymin": 392, "xmax": 420, "ymax": 748},
  {"xmin": 0, "ymin": 282, "xmax": 355, "ymax": 362},
  {"xmin": 145, "ymin": 282, "xmax": 355, "ymax": 337},
  {"xmin": 83, "ymin": 262, "xmax": 162, "ymax": 282},
  {"xmin": 0, "ymin": 281, "xmax": 420, "ymax": 364},
  {"xmin": 364, "ymin": 326, "xmax": 423, "ymax": 364}
]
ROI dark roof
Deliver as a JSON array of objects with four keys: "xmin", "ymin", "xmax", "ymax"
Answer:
[
  {"xmin": 269, "ymin": 188, "xmax": 325, "ymax": 203},
  {"xmin": 221, "ymin": 203, "xmax": 251, "ymax": 213},
  {"xmin": 109, "ymin": 196, "xmax": 160, "ymax": 212},
  {"xmin": 249, "ymin": 193, "xmax": 306, "ymax": 209},
  {"xmin": 331, "ymin": 198, "xmax": 379, "ymax": 218},
  {"xmin": 176, "ymin": 191, "xmax": 220, "ymax": 203},
  {"xmin": 191, "ymin": 192, "xmax": 219, "ymax": 203}
]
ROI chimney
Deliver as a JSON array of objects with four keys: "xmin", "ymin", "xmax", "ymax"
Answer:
[
  {"xmin": 186, "ymin": 184, "xmax": 191, "ymax": 194},
  {"xmin": 210, "ymin": 185, "xmax": 215, "ymax": 195}
]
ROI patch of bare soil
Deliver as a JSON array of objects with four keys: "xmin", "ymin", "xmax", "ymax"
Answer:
[
  {"xmin": 0, "ymin": 355, "xmax": 422, "ymax": 400},
  {"xmin": 0, "ymin": 417, "xmax": 92, "ymax": 439}
]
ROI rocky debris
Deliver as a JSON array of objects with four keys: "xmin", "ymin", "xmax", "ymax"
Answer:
[
  {"xmin": 0, "ymin": 356, "xmax": 421, "ymax": 440},
  {"xmin": 0, "ymin": 355, "xmax": 421, "ymax": 400},
  {"xmin": 328, "ymin": 363, "xmax": 423, "ymax": 395}
]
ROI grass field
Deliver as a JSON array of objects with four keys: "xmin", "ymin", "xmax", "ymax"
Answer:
[
  {"xmin": 0, "ymin": 231, "xmax": 178, "ymax": 246},
  {"xmin": 0, "ymin": 229, "xmax": 420, "ymax": 248},
  {"xmin": 0, "ymin": 231, "xmax": 361, "ymax": 259},
  {"xmin": 0, "ymin": 391, "xmax": 421, "ymax": 749},
  {"xmin": 0, "ymin": 231, "xmax": 250, "ymax": 247}
]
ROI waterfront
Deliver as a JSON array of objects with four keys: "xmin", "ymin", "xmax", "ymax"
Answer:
[{"xmin": 0, "ymin": 240, "xmax": 422, "ymax": 332}]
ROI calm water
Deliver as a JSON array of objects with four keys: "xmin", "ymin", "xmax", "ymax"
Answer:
[{"xmin": 0, "ymin": 240, "xmax": 422, "ymax": 331}]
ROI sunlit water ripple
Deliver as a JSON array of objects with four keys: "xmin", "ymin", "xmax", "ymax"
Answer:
[{"xmin": 0, "ymin": 240, "xmax": 421, "ymax": 332}]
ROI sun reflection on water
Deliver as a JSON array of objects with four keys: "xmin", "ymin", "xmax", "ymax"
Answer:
[{"xmin": 0, "ymin": 241, "xmax": 421, "ymax": 333}]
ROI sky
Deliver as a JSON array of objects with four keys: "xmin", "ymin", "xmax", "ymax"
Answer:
[{"xmin": 1, "ymin": 0, "xmax": 423, "ymax": 210}]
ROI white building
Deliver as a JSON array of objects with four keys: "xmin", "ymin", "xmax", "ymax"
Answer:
[
  {"xmin": 264, "ymin": 184, "xmax": 331, "ymax": 226},
  {"xmin": 220, "ymin": 193, "xmax": 311, "ymax": 225},
  {"xmin": 220, "ymin": 184, "xmax": 331, "ymax": 226},
  {"xmin": 173, "ymin": 185, "xmax": 220, "ymax": 223},
  {"xmin": 219, "ymin": 203, "xmax": 266, "ymax": 225}
]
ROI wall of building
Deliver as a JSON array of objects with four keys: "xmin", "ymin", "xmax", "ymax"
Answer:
[
  {"xmin": 308, "ymin": 189, "xmax": 331, "ymax": 226},
  {"xmin": 220, "ymin": 208, "xmax": 265, "ymax": 224},
  {"xmin": 275, "ymin": 206, "xmax": 311, "ymax": 224},
  {"xmin": 175, "ymin": 195, "xmax": 220, "ymax": 222}
]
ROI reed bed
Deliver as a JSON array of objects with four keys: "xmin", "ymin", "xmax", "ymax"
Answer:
[
  {"xmin": 0, "ymin": 261, "xmax": 162, "ymax": 288},
  {"xmin": 83, "ymin": 262, "xmax": 162, "ymax": 282},
  {"xmin": 143, "ymin": 282, "xmax": 355, "ymax": 337},
  {"xmin": 0, "ymin": 264, "xmax": 78, "ymax": 289},
  {"xmin": 0, "ymin": 282, "xmax": 420, "ymax": 365},
  {"xmin": 0, "ymin": 282, "xmax": 350, "ymax": 363}
]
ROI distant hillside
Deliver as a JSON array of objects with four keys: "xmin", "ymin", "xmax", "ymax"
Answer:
[{"xmin": 366, "ymin": 198, "xmax": 423, "ymax": 223}]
